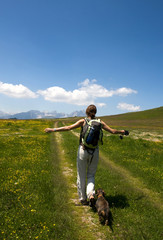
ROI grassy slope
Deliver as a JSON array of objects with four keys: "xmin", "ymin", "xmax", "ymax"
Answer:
[
  {"xmin": 100, "ymin": 106, "xmax": 163, "ymax": 129},
  {"xmin": 62, "ymin": 106, "xmax": 163, "ymax": 130}
]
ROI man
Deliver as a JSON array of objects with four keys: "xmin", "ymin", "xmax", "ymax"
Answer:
[{"xmin": 45, "ymin": 105, "xmax": 128, "ymax": 206}]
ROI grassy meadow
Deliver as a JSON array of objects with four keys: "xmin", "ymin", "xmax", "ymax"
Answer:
[{"xmin": 0, "ymin": 107, "xmax": 163, "ymax": 239}]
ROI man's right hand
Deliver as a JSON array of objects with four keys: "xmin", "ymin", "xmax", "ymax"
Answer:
[{"xmin": 44, "ymin": 128, "xmax": 53, "ymax": 133}]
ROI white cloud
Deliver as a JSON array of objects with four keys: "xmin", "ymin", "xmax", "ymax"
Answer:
[
  {"xmin": 117, "ymin": 102, "xmax": 141, "ymax": 112},
  {"xmin": 38, "ymin": 79, "xmax": 137, "ymax": 106},
  {"xmin": 0, "ymin": 81, "xmax": 38, "ymax": 98},
  {"xmin": 78, "ymin": 79, "xmax": 112, "ymax": 97},
  {"xmin": 0, "ymin": 79, "xmax": 138, "ymax": 109},
  {"xmin": 37, "ymin": 86, "xmax": 90, "ymax": 105},
  {"xmin": 112, "ymin": 87, "xmax": 137, "ymax": 96}
]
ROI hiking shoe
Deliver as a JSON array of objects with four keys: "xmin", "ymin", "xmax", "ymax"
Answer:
[{"xmin": 80, "ymin": 200, "xmax": 89, "ymax": 206}]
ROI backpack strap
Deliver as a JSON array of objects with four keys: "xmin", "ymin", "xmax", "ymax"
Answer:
[
  {"xmin": 85, "ymin": 117, "xmax": 90, "ymax": 124},
  {"xmin": 79, "ymin": 118, "xmax": 89, "ymax": 145}
]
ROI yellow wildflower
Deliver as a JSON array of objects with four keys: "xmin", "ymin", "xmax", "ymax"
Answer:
[{"xmin": 31, "ymin": 209, "xmax": 36, "ymax": 212}]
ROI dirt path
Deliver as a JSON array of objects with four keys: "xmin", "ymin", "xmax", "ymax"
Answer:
[{"xmin": 53, "ymin": 123, "xmax": 108, "ymax": 240}]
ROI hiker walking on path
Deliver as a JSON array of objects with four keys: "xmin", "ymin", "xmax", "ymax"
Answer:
[{"xmin": 44, "ymin": 104, "xmax": 129, "ymax": 206}]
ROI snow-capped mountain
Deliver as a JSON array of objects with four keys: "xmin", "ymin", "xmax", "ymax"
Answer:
[{"xmin": 0, "ymin": 110, "xmax": 85, "ymax": 119}]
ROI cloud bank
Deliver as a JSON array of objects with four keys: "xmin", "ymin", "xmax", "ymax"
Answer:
[{"xmin": 0, "ymin": 80, "xmax": 139, "ymax": 110}]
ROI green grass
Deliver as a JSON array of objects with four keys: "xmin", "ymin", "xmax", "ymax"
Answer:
[
  {"xmin": 95, "ymin": 164, "xmax": 163, "ymax": 240},
  {"xmin": 0, "ymin": 111, "xmax": 163, "ymax": 239},
  {"xmin": 0, "ymin": 120, "xmax": 57, "ymax": 239},
  {"xmin": 0, "ymin": 120, "xmax": 81, "ymax": 240},
  {"xmin": 59, "ymin": 121, "xmax": 163, "ymax": 239},
  {"xmin": 102, "ymin": 135, "xmax": 163, "ymax": 194},
  {"xmin": 0, "ymin": 120, "xmax": 101, "ymax": 240},
  {"xmin": 49, "ymin": 132, "xmax": 89, "ymax": 240}
]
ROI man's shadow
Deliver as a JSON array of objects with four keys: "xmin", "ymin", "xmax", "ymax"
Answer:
[
  {"xmin": 106, "ymin": 194, "xmax": 130, "ymax": 209},
  {"xmin": 105, "ymin": 194, "xmax": 130, "ymax": 231}
]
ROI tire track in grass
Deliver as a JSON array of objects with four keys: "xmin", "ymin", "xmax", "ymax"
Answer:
[
  {"xmin": 54, "ymin": 123, "xmax": 107, "ymax": 240},
  {"xmin": 71, "ymin": 130, "xmax": 163, "ymax": 211},
  {"xmin": 100, "ymin": 152, "xmax": 163, "ymax": 211}
]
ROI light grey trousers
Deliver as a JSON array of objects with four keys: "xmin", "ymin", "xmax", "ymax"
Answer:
[{"xmin": 77, "ymin": 145, "xmax": 99, "ymax": 201}]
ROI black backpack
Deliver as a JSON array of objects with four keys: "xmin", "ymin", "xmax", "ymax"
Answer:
[{"xmin": 81, "ymin": 118, "xmax": 103, "ymax": 149}]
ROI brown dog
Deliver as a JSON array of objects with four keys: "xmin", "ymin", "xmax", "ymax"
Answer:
[{"xmin": 95, "ymin": 188, "xmax": 109, "ymax": 225}]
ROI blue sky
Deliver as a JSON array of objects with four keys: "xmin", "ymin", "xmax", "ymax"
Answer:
[{"xmin": 0, "ymin": 0, "xmax": 162, "ymax": 116}]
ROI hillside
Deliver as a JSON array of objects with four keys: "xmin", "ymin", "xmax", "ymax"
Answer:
[
  {"xmin": 61, "ymin": 106, "xmax": 163, "ymax": 131},
  {"xmin": 100, "ymin": 107, "xmax": 163, "ymax": 130}
]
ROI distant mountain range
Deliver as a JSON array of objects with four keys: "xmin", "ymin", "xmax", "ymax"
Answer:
[{"xmin": 0, "ymin": 110, "xmax": 85, "ymax": 119}]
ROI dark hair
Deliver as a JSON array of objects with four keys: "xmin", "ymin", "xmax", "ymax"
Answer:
[{"xmin": 86, "ymin": 104, "xmax": 97, "ymax": 118}]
